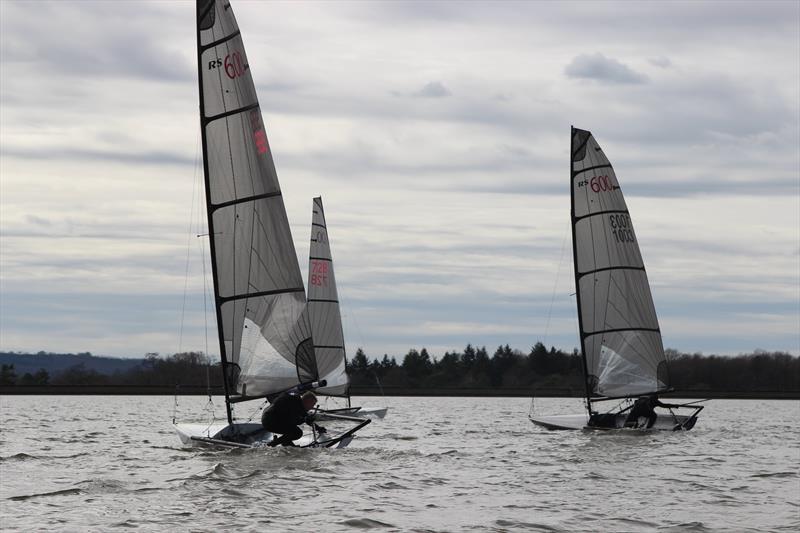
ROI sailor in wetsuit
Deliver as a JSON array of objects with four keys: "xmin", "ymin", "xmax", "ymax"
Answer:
[
  {"xmin": 624, "ymin": 394, "xmax": 679, "ymax": 429},
  {"xmin": 261, "ymin": 391, "xmax": 325, "ymax": 446}
]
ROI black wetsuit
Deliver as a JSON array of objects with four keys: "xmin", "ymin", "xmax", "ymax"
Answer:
[
  {"xmin": 261, "ymin": 393, "xmax": 309, "ymax": 446},
  {"xmin": 625, "ymin": 396, "xmax": 657, "ymax": 428}
]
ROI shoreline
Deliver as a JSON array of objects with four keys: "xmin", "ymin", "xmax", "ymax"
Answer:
[{"xmin": 1, "ymin": 386, "xmax": 798, "ymax": 399}]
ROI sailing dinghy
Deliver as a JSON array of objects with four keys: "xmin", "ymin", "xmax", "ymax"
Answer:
[
  {"xmin": 174, "ymin": 0, "xmax": 370, "ymax": 448},
  {"xmin": 530, "ymin": 127, "xmax": 704, "ymax": 431},
  {"xmin": 306, "ymin": 197, "xmax": 388, "ymax": 421}
]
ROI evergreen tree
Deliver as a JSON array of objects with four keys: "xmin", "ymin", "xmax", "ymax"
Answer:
[
  {"xmin": 350, "ymin": 348, "xmax": 369, "ymax": 372},
  {"xmin": 18, "ymin": 368, "xmax": 49, "ymax": 386},
  {"xmin": 0, "ymin": 364, "xmax": 17, "ymax": 386}
]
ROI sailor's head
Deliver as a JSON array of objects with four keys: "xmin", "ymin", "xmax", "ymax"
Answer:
[{"xmin": 301, "ymin": 391, "xmax": 317, "ymax": 410}]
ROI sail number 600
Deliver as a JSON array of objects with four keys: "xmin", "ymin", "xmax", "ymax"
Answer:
[
  {"xmin": 590, "ymin": 175, "xmax": 613, "ymax": 193},
  {"xmin": 225, "ymin": 52, "xmax": 245, "ymax": 79}
]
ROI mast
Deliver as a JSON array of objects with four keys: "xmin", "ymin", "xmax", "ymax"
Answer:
[
  {"xmin": 570, "ymin": 126, "xmax": 594, "ymax": 417},
  {"xmin": 196, "ymin": 0, "xmax": 233, "ymax": 424}
]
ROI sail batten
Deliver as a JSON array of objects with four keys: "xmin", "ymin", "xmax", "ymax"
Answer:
[
  {"xmin": 571, "ymin": 127, "xmax": 670, "ymax": 402},
  {"xmin": 574, "ymin": 209, "xmax": 629, "ymax": 223},
  {"xmin": 200, "ymin": 30, "xmax": 242, "ymax": 51},
  {"xmin": 577, "ymin": 265, "xmax": 646, "ymax": 279},
  {"xmin": 573, "ymin": 164, "xmax": 613, "ymax": 177},
  {"xmin": 582, "ymin": 327, "xmax": 661, "ymax": 338},
  {"xmin": 205, "ymin": 102, "xmax": 260, "ymax": 124},
  {"xmin": 218, "ymin": 287, "xmax": 305, "ymax": 303},
  {"xmin": 210, "ymin": 191, "xmax": 282, "ymax": 211}
]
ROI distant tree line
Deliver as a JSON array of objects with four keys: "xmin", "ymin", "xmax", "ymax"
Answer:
[
  {"xmin": 1, "ymin": 352, "xmax": 220, "ymax": 389},
  {"xmin": 1, "ymin": 346, "xmax": 798, "ymax": 394},
  {"xmin": 347, "ymin": 344, "xmax": 800, "ymax": 394}
]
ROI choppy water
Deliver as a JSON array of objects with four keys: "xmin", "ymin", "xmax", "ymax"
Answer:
[{"xmin": 0, "ymin": 396, "xmax": 798, "ymax": 532}]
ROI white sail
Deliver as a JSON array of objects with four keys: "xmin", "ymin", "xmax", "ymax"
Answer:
[
  {"xmin": 197, "ymin": 0, "xmax": 316, "ymax": 400},
  {"xmin": 307, "ymin": 197, "xmax": 349, "ymax": 396},
  {"xmin": 571, "ymin": 127, "xmax": 669, "ymax": 398}
]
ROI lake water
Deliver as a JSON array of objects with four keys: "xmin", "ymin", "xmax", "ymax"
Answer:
[{"xmin": 0, "ymin": 395, "xmax": 798, "ymax": 532}]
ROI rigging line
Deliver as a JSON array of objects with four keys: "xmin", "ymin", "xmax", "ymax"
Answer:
[
  {"xmin": 341, "ymin": 290, "xmax": 366, "ymax": 356},
  {"xmin": 199, "ymin": 219, "xmax": 213, "ymax": 399},
  {"xmin": 178, "ymin": 129, "xmax": 203, "ymax": 355},
  {"xmin": 195, "ymin": 131, "xmax": 216, "ymax": 400},
  {"xmin": 543, "ymin": 221, "xmax": 570, "ymax": 347}
]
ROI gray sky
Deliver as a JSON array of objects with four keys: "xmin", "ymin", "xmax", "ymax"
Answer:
[{"xmin": 1, "ymin": 0, "xmax": 798, "ymax": 360}]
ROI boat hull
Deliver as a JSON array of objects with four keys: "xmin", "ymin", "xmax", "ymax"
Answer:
[
  {"xmin": 173, "ymin": 422, "xmax": 355, "ymax": 448},
  {"xmin": 315, "ymin": 406, "xmax": 388, "ymax": 421},
  {"xmin": 530, "ymin": 411, "xmax": 699, "ymax": 431}
]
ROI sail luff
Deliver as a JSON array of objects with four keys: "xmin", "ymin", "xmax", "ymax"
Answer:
[
  {"xmin": 570, "ymin": 126, "xmax": 594, "ymax": 416},
  {"xmin": 196, "ymin": 0, "xmax": 233, "ymax": 424}
]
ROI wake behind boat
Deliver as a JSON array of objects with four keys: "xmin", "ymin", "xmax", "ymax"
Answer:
[
  {"xmin": 530, "ymin": 127, "xmax": 705, "ymax": 432},
  {"xmin": 173, "ymin": 0, "xmax": 369, "ymax": 448}
]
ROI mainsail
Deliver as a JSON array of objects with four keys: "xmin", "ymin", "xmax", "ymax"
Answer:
[
  {"xmin": 196, "ymin": 0, "xmax": 317, "ymax": 419},
  {"xmin": 307, "ymin": 197, "xmax": 349, "ymax": 396},
  {"xmin": 570, "ymin": 127, "xmax": 670, "ymax": 400}
]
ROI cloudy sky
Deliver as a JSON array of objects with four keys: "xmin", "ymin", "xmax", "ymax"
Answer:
[{"xmin": 1, "ymin": 0, "xmax": 798, "ymax": 361}]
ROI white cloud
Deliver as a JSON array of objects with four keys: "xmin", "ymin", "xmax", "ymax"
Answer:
[
  {"xmin": 413, "ymin": 81, "xmax": 452, "ymax": 98},
  {"xmin": 565, "ymin": 53, "xmax": 649, "ymax": 84}
]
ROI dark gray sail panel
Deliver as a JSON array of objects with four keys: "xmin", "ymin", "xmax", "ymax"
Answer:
[
  {"xmin": 571, "ymin": 128, "xmax": 670, "ymax": 399},
  {"xmin": 205, "ymin": 112, "xmax": 280, "ymax": 206},
  {"xmin": 574, "ymin": 214, "xmax": 644, "ymax": 274},
  {"xmin": 211, "ymin": 198, "xmax": 303, "ymax": 299},
  {"xmin": 578, "ymin": 269, "xmax": 660, "ymax": 335},
  {"xmin": 200, "ymin": 38, "xmax": 259, "ymax": 120}
]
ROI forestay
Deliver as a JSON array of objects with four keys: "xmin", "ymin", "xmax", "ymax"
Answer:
[
  {"xmin": 307, "ymin": 197, "xmax": 349, "ymax": 396},
  {"xmin": 571, "ymin": 127, "xmax": 669, "ymax": 398},
  {"xmin": 197, "ymin": 0, "xmax": 317, "ymax": 405}
]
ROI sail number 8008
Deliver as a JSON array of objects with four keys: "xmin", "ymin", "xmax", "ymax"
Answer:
[{"xmin": 609, "ymin": 213, "xmax": 635, "ymax": 244}]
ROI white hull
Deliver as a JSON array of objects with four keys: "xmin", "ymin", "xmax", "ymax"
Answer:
[
  {"xmin": 359, "ymin": 406, "xmax": 388, "ymax": 419},
  {"xmin": 530, "ymin": 411, "xmax": 698, "ymax": 431},
  {"xmin": 315, "ymin": 406, "xmax": 388, "ymax": 421},
  {"xmin": 174, "ymin": 421, "xmax": 355, "ymax": 449}
]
